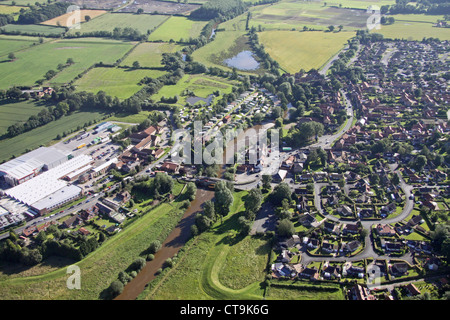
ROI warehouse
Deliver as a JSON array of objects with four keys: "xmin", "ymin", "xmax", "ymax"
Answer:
[
  {"xmin": 0, "ymin": 147, "xmax": 68, "ymax": 187},
  {"xmin": 2, "ymin": 154, "xmax": 93, "ymax": 207},
  {"xmin": 31, "ymin": 185, "xmax": 83, "ymax": 215}
]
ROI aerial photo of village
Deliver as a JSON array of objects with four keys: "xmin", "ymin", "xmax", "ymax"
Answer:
[{"xmin": 0, "ymin": 0, "xmax": 448, "ymax": 306}]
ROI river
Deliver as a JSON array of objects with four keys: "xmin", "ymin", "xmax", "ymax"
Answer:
[{"xmin": 115, "ymin": 124, "xmax": 266, "ymax": 300}]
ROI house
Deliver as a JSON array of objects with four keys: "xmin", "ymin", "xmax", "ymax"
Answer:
[
  {"xmin": 322, "ymin": 240, "xmax": 338, "ymax": 254},
  {"xmin": 337, "ymin": 205, "xmax": 353, "ymax": 217},
  {"xmin": 349, "ymin": 284, "xmax": 376, "ymax": 300},
  {"xmin": 324, "ymin": 221, "xmax": 341, "ymax": 235},
  {"xmin": 78, "ymin": 227, "xmax": 90, "ymax": 236},
  {"xmin": 307, "ymin": 238, "xmax": 320, "ymax": 249},
  {"xmin": 79, "ymin": 206, "xmax": 98, "ymax": 221},
  {"xmin": 63, "ymin": 215, "xmax": 81, "ymax": 228},
  {"xmin": 390, "ymin": 262, "xmax": 409, "ymax": 276},
  {"xmin": 381, "ymin": 203, "xmax": 396, "ymax": 216},
  {"xmin": 342, "ymin": 223, "xmax": 360, "ymax": 234},
  {"xmin": 342, "ymin": 240, "xmax": 361, "ymax": 253},
  {"xmin": 298, "ymin": 267, "xmax": 319, "ymax": 281},
  {"xmin": 404, "ymin": 283, "xmax": 421, "ymax": 297},
  {"xmin": 298, "ymin": 213, "xmax": 316, "ymax": 227},
  {"xmin": 280, "ymin": 235, "xmax": 301, "ymax": 248},
  {"xmin": 160, "ymin": 162, "xmax": 180, "ymax": 174},
  {"xmin": 375, "ymin": 224, "xmax": 396, "ymax": 237},
  {"xmin": 117, "ymin": 191, "xmax": 131, "ymax": 203},
  {"xmin": 322, "ymin": 264, "xmax": 341, "ymax": 280},
  {"xmin": 273, "ymin": 169, "xmax": 288, "ymax": 182}
]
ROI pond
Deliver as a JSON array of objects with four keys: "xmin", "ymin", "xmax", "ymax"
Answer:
[{"xmin": 224, "ymin": 50, "xmax": 260, "ymax": 71}]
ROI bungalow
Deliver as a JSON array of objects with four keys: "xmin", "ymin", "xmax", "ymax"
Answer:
[
  {"xmin": 390, "ymin": 262, "xmax": 409, "ymax": 276},
  {"xmin": 349, "ymin": 284, "xmax": 376, "ymax": 300},
  {"xmin": 322, "ymin": 240, "xmax": 338, "ymax": 254},
  {"xmin": 342, "ymin": 223, "xmax": 360, "ymax": 234},
  {"xmin": 273, "ymin": 169, "xmax": 288, "ymax": 182},
  {"xmin": 337, "ymin": 205, "xmax": 353, "ymax": 217},
  {"xmin": 298, "ymin": 267, "xmax": 319, "ymax": 281},
  {"xmin": 404, "ymin": 283, "xmax": 421, "ymax": 297},
  {"xmin": 322, "ymin": 265, "xmax": 341, "ymax": 280},
  {"xmin": 381, "ymin": 203, "xmax": 396, "ymax": 216},
  {"xmin": 63, "ymin": 215, "xmax": 81, "ymax": 228},
  {"xmin": 376, "ymin": 224, "xmax": 396, "ymax": 237},
  {"xmin": 342, "ymin": 240, "xmax": 361, "ymax": 253},
  {"xmin": 298, "ymin": 213, "xmax": 316, "ymax": 227},
  {"xmin": 324, "ymin": 221, "xmax": 341, "ymax": 235},
  {"xmin": 160, "ymin": 162, "xmax": 180, "ymax": 174},
  {"xmin": 307, "ymin": 238, "xmax": 320, "ymax": 249}
]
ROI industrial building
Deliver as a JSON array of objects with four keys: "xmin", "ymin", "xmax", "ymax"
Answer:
[{"xmin": 0, "ymin": 147, "xmax": 68, "ymax": 187}]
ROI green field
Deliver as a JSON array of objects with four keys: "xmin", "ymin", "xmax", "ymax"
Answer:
[
  {"xmin": 259, "ymin": 30, "xmax": 355, "ymax": 73},
  {"xmin": 0, "ymin": 35, "xmax": 43, "ymax": 58},
  {"xmin": 0, "ymin": 110, "xmax": 107, "ymax": 162},
  {"xmin": 147, "ymin": 16, "xmax": 209, "ymax": 42},
  {"xmin": 0, "ymin": 4, "xmax": 23, "ymax": 14},
  {"xmin": 0, "ymin": 38, "xmax": 135, "ymax": 89},
  {"xmin": 120, "ymin": 42, "xmax": 183, "ymax": 68},
  {"xmin": 0, "ymin": 185, "xmax": 188, "ymax": 299},
  {"xmin": 0, "ymin": 24, "xmax": 66, "ymax": 36},
  {"xmin": 68, "ymin": 12, "xmax": 169, "ymax": 35},
  {"xmin": 0, "ymin": 99, "xmax": 48, "ymax": 136},
  {"xmin": 151, "ymin": 74, "xmax": 236, "ymax": 108},
  {"xmin": 74, "ymin": 67, "xmax": 167, "ymax": 100},
  {"xmin": 372, "ymin": 15, "xmax": 450, "ymax": 41}
]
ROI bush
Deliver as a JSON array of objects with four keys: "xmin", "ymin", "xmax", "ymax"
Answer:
[
  {"xmin": 149, "ymin": 240, "xmax": 162, "ymax": 254},
  {"xmin": 146, "ymin": 254, "xmax": 155, "ymax": 261},
  {"xmin": 108, "ymin": 280, "xmax": 124, "ymax": 298},
  {"xmin": 165, "ymin": 258, "xmax": 173, "ymax": 268}
]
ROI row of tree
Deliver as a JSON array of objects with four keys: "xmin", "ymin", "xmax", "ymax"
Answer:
[{"xmin": 190, "ymin": 0, "xmax": 247, "ymax": 21}]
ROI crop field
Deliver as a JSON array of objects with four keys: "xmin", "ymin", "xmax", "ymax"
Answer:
[
  {"xmin": 151, "ymin": 74, "xmax": 236, "ymax": 107},
  {"xmin": 73, "ymin": 67, "xmax": 167, "ymax": 100},
  {"xmin": 0, "ymin": 110, "xmax": 107, "ymax": 163},
  {"xmin": 259, "ymin": 30, "xmax": 355, "ymax": 73},
  {"xmin": 372, "ymin": 15, "xmax": 450, "ymax": 41},
  {"xmin": 323, "ymin": 0, "xmax": 396, "ymax": 9},
  {"xmin": 249, "ymin": 1, "xmax": 369, "ymax": 31},
  {"xmin": 41, "ymin": 9, "xmax": 108, "ymax": 27},
  {"xmin": 0, "ymin": 100, "xmax": 48, "ymax": 136},
  {"xmin": 120, "ymin": 42, "xmax": 183, "ymax": 68},
  {"xmin": 67, "ymin": 12, "xmax": 169, "ymax": 35},
  {"xmin": 0, "ymin": 38, "xmax": 135, "ymax": 89},
  {"xmin": 0, "ymin": 0, "xmax": 49, "ymax": 5},
  {"xmin": 0, "ymin": 35, "xmax": 43, "ymax": 58},
  {"xmin": 147, "ymin": 16, "xmax": 209, "ymax": 42},
  {"xmin": 0, "ymin": 4, "xmax": 23, "ymax": 14},
  {"xmin": 0, "ymin": 24, "xmax": 66, "ymax": 36},
  {"xmin": 119, "ymin": 0, "xmax": 201, "ymax": 15}
]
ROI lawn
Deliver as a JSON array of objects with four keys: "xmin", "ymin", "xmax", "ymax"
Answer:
[
  {"xmin": 0, "ymin": 110, "xmax": 107, "ymax": 163},
  {"xmin": 67, "ymin": 12, "xmax": 169, "ymax": 35},
  {"xmin": 0, "ymin": 38, "xmax": 135, "ymax": 89},
  {"xmin": 108, "ymin": 111, "xmax": 159, "ymax": 124},
  {"xmin": 73, "ymin": 67, "xmax": 167, "ymax": 100},
  {"xmin": 147, "ymin": 16, "xmax": 209, "ymax": 42},
  {"xmin": 0, "ymin": 188, "xmax": 189, "ymax": 300},
  {"xmin": 120, "ymin": 42, "xmax": 183, "ymax": 68},
  {"xmin": 258, "ymin": 30, "xmax": 355, "ymax": 73}
]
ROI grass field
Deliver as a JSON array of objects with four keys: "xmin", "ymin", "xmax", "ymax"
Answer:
[
  {"xmin": 258, "ymin": 30, "xmax": 355, "ymax": 73},
  {"xmin": 0, "ymin": 4, "xmax": 23, "ymax": 14},
  {"xmin": 68, "ymin": 12, "xmax": 169, "ymax": 35},
  {"xmin": 0, "ymin": 186, "xmax": 188, "ymax": 299},
  {"xmin": 0, "ymin": 38, "xmax": 135, "ymax": 89},
  {"xmin": 41, "ymin": 9, "xmax": 108, "ymax": 27},
  {"xmin": 151, "ymin": 74, "xmax": 236, "ymax": 107},
  {"xmin": 0, "ymin": 35, "xmax": 43, "ymax": 58},
  {"xmin": 120, "ymin": 42, "xmax": 183, "ymax": 68},
  {"xmin": 73, "ymin": 67, "xmax": 167, "ymax": 100},
  {"xmin": 372, "ymin": 15, "xmax": 450, "ymax": 41},
  {"xmin": 147, "ymin": 16, "xmax": 209, "ymax": 42},
  {"xmin": 0, "ymin": 24, "xmax": 66, "ymax": 36},
  {"xmin": 0, "ymin": 110, "xmax": 107, "ymax": 162},
  {"xmin": 0, "ymin": 99, "xmax": 49, "ymax": 136}
]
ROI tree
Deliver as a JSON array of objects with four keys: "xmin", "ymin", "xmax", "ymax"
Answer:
[
  {"xmin": 277, "ymin": 219, "xmax": 295, "ymax": 237},
  {"xmin": 244, "ymin": 188, "xmax": 263, "ymax": 220},
  {"xmin": 262, "ymin": 174, "xmax": 272, "ymax": 190},
  {"xmin": 149, "ymin": 240, "xmax": 161, "ymax": 254},
  {"xmin": 132, "ymin": 61, "xmax": 140, "ymax": 69},
  {"xmin": 328, "ymin": 25, "xmax": 335, "ymax": 32},
  {"xmin": 270, "ymin": 182, "xmax": 292, "ymax": 206},
  {"xmin": 84, "ymin": 15, "xmax": 91, "ymax": 22},
  {"xmin": 185, "ymin": 182, "xmax": 197, "ymax": 201},
  {"xmin": 108, "ymin": 280, "xmax": 124, "ymax": 298},
  {"xmin": 214, "ymin": 181, "xmax": 234, "ymax": 224},
  {"xmin": 8, "ymin": 53, "xmax": 15, "ymax": 61}
]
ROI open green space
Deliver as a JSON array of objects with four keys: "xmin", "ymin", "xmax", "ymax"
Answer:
[
  {"xmin": 0, "ymin": 183, "xmax": 188, "ymax": 299},
  {"xmin": 73, "ymin": 67, "xmax": 167, "ymax": 100},
  {"xmin": 120, "ymin": 42, "xmax": 183, "ymax": 68},
  {"xmin": 0, "ymin": 110, "xmax": 107, "ymax": 163},
  {"xmin": 372, "ymin": 19, "xmax": 450, "ymax": 41},
  {"xmin": 68, "ymin": 12, "xmax": 169, "ymax": 35},
  {"xmin": 0, "ymin": 24, "xmax": 66, "ymax": 36},
  {"xmin": 0, "ymin": 4, "xmax": 23, "ymax": 14},
  {"xmin": 0, "ymin": 99, "xmax": 49, "ymax": 135},
  {"xmin": 0, "ymin": 35, "xmax": 42, "ymax": 58},
  {"xmin": 0, "ymin": 38, "xmax": 135, "ymax": 89},
  {"xmin": 147, "ymin": 16, "xmax": 209, "ymax": 42},
  {"xmin": 258, "ymin": 30, "xmax": 355, "ymax": 73}
]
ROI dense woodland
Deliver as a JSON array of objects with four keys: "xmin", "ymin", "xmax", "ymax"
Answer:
[{"xmin": 190, "ymin": 0, "xmax": 247, "ymax": 20}]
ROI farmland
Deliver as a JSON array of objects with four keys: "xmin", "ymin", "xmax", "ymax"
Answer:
[
  {"xmin": 0, "ymin": 24, "xmax": 66, "ymax": 36},
  {"xmin": 118, "ymin": 0, "xmax": 201, "ymax": 15},
  {"xmin": 258, "ymin": 30, "xmax": 355, "ymax": 73},
  {"xmin": 0, "ymin": 110, "xmax": 107, "ymax": 163},
  {"xmin": 147, "ymin": 16, "xmax": 209, "ymax": 42},
  {"xmin": 0, "ymin": 38, "xmax": 135, "ymax": 89},
  {"xmin": 58, "ymin": 0, "xmax": 126, "ymax": 10},
  {"xmin": 73, "ymin": 67, "xmax": 167, "ymax": 100},
  {"xmin": 120, "ymin": 42, "xmax": 184, "ymax": 68},
  {"xmin": 0, "ymin": 4, "xmax": 22, "ymax": 15},
  {"xmin": 0, "ymin": 35, "xmax": 43, "ymax": 58},
  {"xmin": 41, "ymin": 9, "xmax": 108, "ymax": 27},
  {"xmin": 0, "ymin": 99, "xmax": 47, "ymax": 136},
  {"xmin": 67, "ymin": 12, "xmax": 169, "ymax": 35}
]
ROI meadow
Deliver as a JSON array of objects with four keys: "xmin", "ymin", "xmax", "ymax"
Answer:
[
  {"xmin": 0, "ymin": 24, "xmax": 66, "ymax": 36},
  {"xmin": 41, "ymin": 9, "xmax": 108, "ymax": 27},
  {"xmin": 0, "ymin": 4, "xmax": 23, "ymax": 14},
  {"xmin": 68, "ymin": 12, "xmax": 169, "ymax": 35},
  {"xmin": 151, "ymin": 74, "xmax": 236, "ymax": 107},
  {"xmin": 0, "ymin": 99, "xmax": 48, "ymax": 136},
  {"xmin": 73, "ymin": 67, "xmax": 167, "ymax": 100},
  {"xmin": 147, "ymin": 16, "xmax": 209, "ymax": 42},
  {"xmin": 0, "ymin": 183, "xmax": 188, "ymax": 299},
  {"xmin": 0, "ymin": 38, "xmax": 135, "ymax": 89},
  {"xmin": 258, "ymin": 30, "xmax": 355, "ymax": 73},
  {"xmin": 120, "ymin": 42, "xmax": 183, "ymax": 68},
  {"xmin": 0, "ymin": 35, "xmax": 42, "ymax": 58},
  {"xmin": 0, "ymin": 110, "xmax": 107, "ymax": 163}
]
